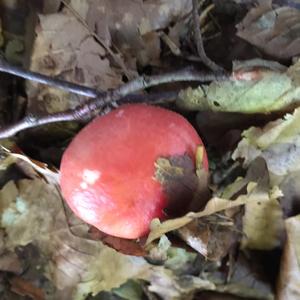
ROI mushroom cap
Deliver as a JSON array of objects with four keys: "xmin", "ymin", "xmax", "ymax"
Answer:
[{"xmin": 60, "ymin": 104, "xmax": 208, "ymax": 239}]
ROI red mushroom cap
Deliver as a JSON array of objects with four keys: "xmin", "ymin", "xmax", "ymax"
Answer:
[{"xmin": 60, "ymin": 104, "xmax": 208, "ymax": 239}]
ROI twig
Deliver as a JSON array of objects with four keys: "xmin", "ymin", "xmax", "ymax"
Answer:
[
  {"xmin": 0, "ymin": 59, "xmax": 102, "ymax": 98},
  {"xmin": 192, "ymin": 0, "xmax": 223, "ymax": 72},
  {"xmin": 0, "ymin": 68, "xmax": 228, "ymax": 139}
]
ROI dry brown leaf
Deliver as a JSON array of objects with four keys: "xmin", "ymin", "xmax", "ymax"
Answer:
[
  {"xmin": 236, "ymin": 1, "xmax": 300, "ymax": 59},
  {"xmin": 277, "ymin": 215, "xmax": 300, "ymax": 300},
  {"xmin": 76, "ymin": 0, "xmax": 193, "ymax": 67},
  {"xmin": 178, "ymin": 214, "xmax": 239, "ymax": 261},
  {"xmin": 28, "ymin": 12, "xmax": 122, "ymax": 117},
  {"xmin": 9, "ymin": 276, "xmax": 45, "ymax": 300},
  {"xmin": 0, "ymin": 251, "xmax": 23, "ymax": 274},
  {"xmin": 88, "ymin": 226, "xmax": 147, "ymax": 256}
]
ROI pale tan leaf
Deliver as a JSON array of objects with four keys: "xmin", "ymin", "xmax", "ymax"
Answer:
[
  {"xmin": 236, "ymin": 1, "xmax": 300, "ymax": 59},
  {"xmin": 277, "ymin": 215, "xmax": 300, "ymax": 300},
  {"xmin": 241, "ymin": 186, "xmax": 285, "ymax": 250},
  {"xmin": 232, "ymin": 107, "xmax": 300, "ymax": 176}
]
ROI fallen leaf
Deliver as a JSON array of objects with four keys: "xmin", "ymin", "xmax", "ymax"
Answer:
[
  {"xmin": 28, "ymin": 11, "xmax": 122, "ymax": 118},
  {"xmin": 146, "ymin": 183, "xmax": 257, "ymax": 245},
  {"xmin": 232, "ymin": 107, "xmax": 300, "ymax": 177},
  {"xmin": 112, "ymin": 279, "xmax": 144, "ymax": 300},
  {"xmin": 0, "ymin": 179, "xmax": 151, "ymax": 299},
  {"xmin": 178, "ymin": 59, "xmax": 300, "ymax": 114},
  {"xmin": 177, "ymin": 214, "xmax": 240, "ymax": 261},
  {"xmin": 212, "ymin": 253, "xmax": 274, "ymax": 300},
  {"xmin": 82, "ymin": 0, "xmax": 193, "ymax": 67},
  {"xmin": 9, "ymin": 276, "xmax": 44, "ymax": 300},
  {"xmin": 0, "ymin": 251, "xmax": 23, "ymax": 274},
  {"xmin": 236, "ymin": 0, "xmax": 300, "ymax": 59},
  {"xmin": 242, "ymin": 185, "xmax": 284, "ymax": 250},
  {"xmin": 148, "ymin": 272, "xmax": 215, "ymax": 300},
  {"xmin": 88, "ymin": 227, "xmax": 147, "ymax": 257},
  {"xmin": 277, "ymin": 215, "xmax": 300, "ymax": 300}
]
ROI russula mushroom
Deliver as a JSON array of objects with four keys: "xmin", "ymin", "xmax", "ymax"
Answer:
[{"xmin": 60, "ymin": 104, "xmax": 208, "ymax": 239}]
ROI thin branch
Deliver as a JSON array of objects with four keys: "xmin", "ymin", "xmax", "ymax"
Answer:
[
  {"xmin": 0, "ymin": 68, "xmax": 228, "ymax": 139},
  {"xmin": 0, "ymin": 59, "xmax": 102, "ymax": 98},
  {"xmin": 192, "ymin": 0, "xmax": 223, "ymax": 72}
]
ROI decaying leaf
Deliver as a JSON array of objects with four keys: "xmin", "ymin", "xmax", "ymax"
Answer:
[
  {"xmin": 177, "ymin": 214, "xmax": 239, "ymax": 261},
  {"xmin": 242, "ymin": 184, "xmax": 284, "ymax": 250},
  {"xmin": 78, "ymin": 0, "xmax": 193, "ymax": 68},
  {"xmin": 88, "ymin": 226, "xmax": 147, "ymax": 257},
  {"xmin": 9, "ymin": 276, "xmax": 45, "ymax": 300},
  {"xmin": 178, "ymin": 58, "xmax": 300, "ymax": 114},
  {"xmin": 0, "ymin": 179, "xmax": 152, "ymax": 299},
  {"xmin": 232, "ymin": 107, "xmax": 300, "ymax": 177},
  {"xmin": 148, "ymin": 272, "xmax": 215, "ymax": 300},
  {"xmin": 277, "ymin": 215, "xmax": 300, "ymax": 300},
  {"xmin": 211, "ymin": 253, "xmax": 274, "ymax": 300},
  {"xmin": 146, "ymin": 183, "xmax": 258, "ymax": 245},
  {"xmin": 112, "ymin": 280, "xmax": 144, "ymax": 300},
  {"xmin": 221, "ymin": 157, "xmax": 285, "ymax": 250},
  {"xmin": 236, "ymin": 0, "xmax": 300, "ymax": 59}
]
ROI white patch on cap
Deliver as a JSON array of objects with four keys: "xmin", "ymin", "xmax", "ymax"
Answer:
[{"xmin": 82, "ymin": 169, "xmax": 101, "ymax": 185}]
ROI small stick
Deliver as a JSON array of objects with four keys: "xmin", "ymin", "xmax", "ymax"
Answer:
[
  {"xmin": 192, "ymin": 0, "xmax": 223, "ymax": 72},
  {"xmin": 0, "ymin": 59, "xmax": 102, "ymax": 98},
  {"xmin": 0, "ymin": 68, "xmax": 228, "ymax": 139}
]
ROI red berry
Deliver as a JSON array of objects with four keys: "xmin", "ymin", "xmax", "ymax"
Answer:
[{"xmin": 60, "ymin": 104, "xmax": 208, "ymax": 239}]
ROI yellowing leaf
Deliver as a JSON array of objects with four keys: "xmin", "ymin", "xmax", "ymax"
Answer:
[
  {"xmin": 178, "ymin": 59, "xmax": 300, "ymax": 114},
  {"xmin": 241, "ymin": 186, "xmax": 284, "ymax": 250}
]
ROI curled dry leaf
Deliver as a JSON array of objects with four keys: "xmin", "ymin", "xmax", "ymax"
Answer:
[
  {"xmin": 236, "ymin": 0, "xmax": 300, "ymax": 59},
  {"xmin": 232, "ymin": 107, "xmax": 300, "ymax": 177},
  {"xmin": 146, "ymin": 183, "xmax": 256, "ymax": 245},
  {"xmin": 277, "ymin": 215, "xmax": 300, "ymax": 300},
  {"xmin": 178, "ymin": 58, "xmax": 300, "ymax": 114},
  {"xmin": 177, "ymin": 214, "xmax": 239, "ymax": 261},
  {"xmin": 222, "ymin": 157, "xmax": 285, "ymax": 250},
  {"xmin": 0, "ymin": 145, "xmax": 59, "ymax": 185}
]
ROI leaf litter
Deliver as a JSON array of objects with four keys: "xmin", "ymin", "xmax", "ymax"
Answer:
[{"xmin": 1, "ymin": 0, "xmax": 300, "ymax": 299}]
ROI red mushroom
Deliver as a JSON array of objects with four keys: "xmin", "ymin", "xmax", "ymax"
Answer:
[{"xmin": 60, "ymin": 104, "xmax": 208, "ymax": 239}]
